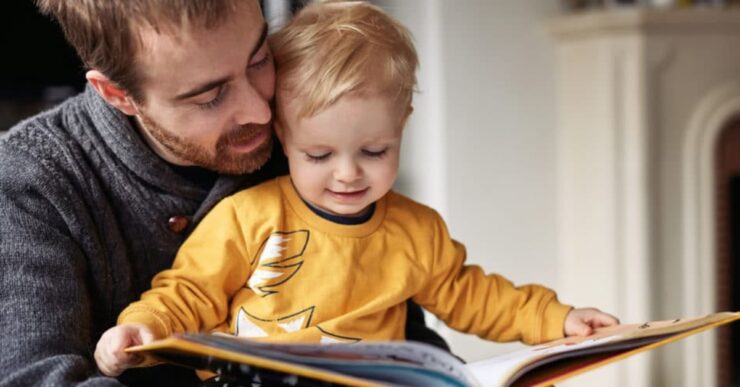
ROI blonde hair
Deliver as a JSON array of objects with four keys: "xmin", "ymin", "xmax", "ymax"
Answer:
[{"xmin": 270, "ymin": 1, "xmax": 418, "ymax": 122}]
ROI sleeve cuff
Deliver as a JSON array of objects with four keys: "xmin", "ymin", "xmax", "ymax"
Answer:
[
  {"xmin": 118, "ymin": 307, "xmax": 172, "ymax": 340},
  {"xmin": 539, "ymin": 301, "xmax": 573, "ymax": 343}
]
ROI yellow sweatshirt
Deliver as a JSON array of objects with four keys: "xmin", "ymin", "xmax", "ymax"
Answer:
[{"xmin": 120, "ymin": 176, "xmax": 571, "ymax": 345}]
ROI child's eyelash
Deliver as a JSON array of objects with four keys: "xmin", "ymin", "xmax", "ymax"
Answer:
[
  {"xmin": 305, "ymin": 152, "xmax": 331, "ymax": 162},
  {"xmin": 362, "ymin": 148, "xmax": 387, "ymax": 158}
]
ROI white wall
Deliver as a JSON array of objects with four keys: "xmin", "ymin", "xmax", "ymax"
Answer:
[{"xmin": 375, "ymin": 0, "xmax": 563, "ymax": 362}]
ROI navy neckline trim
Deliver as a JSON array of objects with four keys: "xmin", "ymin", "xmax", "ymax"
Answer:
[{"xmin": 303, "ymin": 199, "xmax": 376, "ymax": 225}]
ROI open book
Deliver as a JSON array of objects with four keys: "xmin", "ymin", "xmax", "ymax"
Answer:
[{"xmin": 128, "ymin": 311, "xmax": 740, "ymax": 387}]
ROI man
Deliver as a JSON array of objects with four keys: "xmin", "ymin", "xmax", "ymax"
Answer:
[{"xmin": 0, "ymin": 1, "xmax": 446, "ymax": 385}]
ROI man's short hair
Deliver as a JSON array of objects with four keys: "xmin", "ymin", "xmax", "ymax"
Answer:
[
  {"xmin": 35, "ymin": 0, "xmax": 243, "ymax": 102},
  {"xmin": 270, "ymin": 1, "xmax": 418, "ymax": 122}
]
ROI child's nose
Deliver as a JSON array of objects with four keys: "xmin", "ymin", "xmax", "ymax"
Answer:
[{"xmin": 333, "ymin": 159, "xmax": 362, "ymax": 183}]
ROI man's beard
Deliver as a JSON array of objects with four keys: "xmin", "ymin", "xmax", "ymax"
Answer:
[{"xmin": 137, "ymin": 112, "xmax": 273, "ymax": 175}]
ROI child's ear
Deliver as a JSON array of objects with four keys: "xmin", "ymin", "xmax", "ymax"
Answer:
[
  {"xmin": 86, "ymin": 70, "xmax": 137, "ymax": 116},
  {"xmin": 399, "ymin": 105, "xmax": 414, "ymax": 129}
]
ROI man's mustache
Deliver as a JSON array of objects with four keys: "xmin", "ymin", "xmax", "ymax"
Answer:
[{"xmin": 221, "ymin": 122, "xmax": 271, "ymax": 146}]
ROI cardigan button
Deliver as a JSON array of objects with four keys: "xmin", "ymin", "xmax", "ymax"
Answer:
[{"xmin": 167, "ymin": 216, "xmax": 189, "ymax": 233}]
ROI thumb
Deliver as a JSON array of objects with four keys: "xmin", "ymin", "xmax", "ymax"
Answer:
[
  {"xmin": 593, "ymin": 312, "xmax": 620, "ymax": 327},
  {"xmin": 135, "ymin": 326, "xmax": 156, "ymax": 346}
]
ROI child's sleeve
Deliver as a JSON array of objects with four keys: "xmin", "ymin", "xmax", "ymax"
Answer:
[
  {"xmin": 117, "ymin": 197, "xmax": 252, "ymax": 339},
  {"xmin": 413, "ymin": 214, "xmax": 572, "ymax": 345}
]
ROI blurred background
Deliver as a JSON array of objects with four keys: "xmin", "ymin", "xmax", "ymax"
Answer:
[
  {"xmin": 2, "ymin": 1, "xmax": 739, "ymax": 386},
  {"xmin": 0, "ymin": 1, "xmax": 85, "ymax": 130}
]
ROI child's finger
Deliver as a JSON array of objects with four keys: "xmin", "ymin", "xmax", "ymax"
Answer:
[
  {"xmin": 94, "ymin": 345, "xmax": 114, "ymax": 376},
  {"xmin": 96, "ymin": 343, "xmax": 128, "ymax": 377},
  {"xmin": 591, "ymin": 311, "xmax": 620, "ymax": 327},
  {"xmin": 105, "ymin": 349, "xmax": 139, "ymax": 376},
  {"xmin": 567, "ymin": 319, "xmax": 593, "ymax": 336},
  {"xmin": 95, "ymin": 331, "xmax": 120, "ymax": 376},
  {"xmin": 577, "ymin": 321, "xmax": 593, "ymax": 336},
  {"xmin": 96, "ymin": 326, "xmax": 144, "ymax": 376}
]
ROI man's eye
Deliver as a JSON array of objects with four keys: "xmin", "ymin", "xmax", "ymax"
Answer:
[
  {"xmin": 305, "ymin": 152, "xmax": 331, "ymax": 162},
  {"xmin": 249, "ymin": 43, "xmax": 272, "ymax": 71},
  {"xmin": 362, "ymin": 148, "xmax": 387, "ymax": 158},
  {"xmin": 195, "ymin": 87, "xmax": 227, "ymax": 110},
  {"xmin": 249, "ymin": 52, "xmax": 271, "ymax": 70}
]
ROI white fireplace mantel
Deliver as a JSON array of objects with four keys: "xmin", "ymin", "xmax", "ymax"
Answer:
[{"xmin": 548, "ymin": 8, "xmax": 740, "ymax": 387}]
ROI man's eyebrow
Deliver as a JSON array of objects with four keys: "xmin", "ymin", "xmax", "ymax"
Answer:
[
  {"xmin": 173, "ymin": 77, "xmax": 230, "ymax": 101},
  {"xmin": 250, "ymin": 23, "xmax": 268, "ymax": 60},
  {"xmin": 173, "ymin": 23, "xmax": 268, "ymax": 102}
]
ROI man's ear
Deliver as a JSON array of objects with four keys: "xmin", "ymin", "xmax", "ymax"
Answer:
[{"xmin": 86, "ymin": 70, "xmax": 138, "ymax": 116}]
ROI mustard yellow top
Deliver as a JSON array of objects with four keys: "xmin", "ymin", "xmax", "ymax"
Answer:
[{"xmin": 120, "ymin": 176, "xmax": 571, "ymax": 345}]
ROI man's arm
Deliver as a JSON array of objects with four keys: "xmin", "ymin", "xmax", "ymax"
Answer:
[
  {"xmin": 405, "ymin": 300, "xmax": 451, "ymax": 352},
  {"xmin": 0, "ymin": 151, "xmax": 122, "ymax": 386}
]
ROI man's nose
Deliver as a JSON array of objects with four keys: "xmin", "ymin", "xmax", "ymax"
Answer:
[
  {"xmin": 334, "ymin": 158, "xmax": 362, "ymax": 183},
  {"xmin": 233, "ymin": 81, "xmax": 272, "ymax": 125}
]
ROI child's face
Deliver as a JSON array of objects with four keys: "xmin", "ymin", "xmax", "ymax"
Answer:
[{"xmin": 278, "ymin": 94, "xmax": 404, "ymax": 217}]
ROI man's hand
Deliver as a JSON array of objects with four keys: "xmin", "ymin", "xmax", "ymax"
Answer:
[
  {"xmin": 94, "ymin": 324, "xmax": 155, "ymax": 376},
  {"xmin": 564, "ymin": 307, "xmax": 619, "ymax": 337}
]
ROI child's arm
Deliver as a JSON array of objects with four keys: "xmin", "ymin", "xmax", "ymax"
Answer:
[
  {"xmin": 564, "ymin": 307, "xmax": 619, "ymax": 336},
  {"xmin": 94, "ymin": 324, "xmax": 154, "ymax": 377},
  {"xmin": 117, "ymin": 196, "xmax": 252, "ymax": 340},
  {"xmin": 414, "ymin": 212, "xmax": 617, "ymax": 344}
]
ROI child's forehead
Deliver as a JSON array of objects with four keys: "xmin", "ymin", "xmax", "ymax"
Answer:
[
  {"xmin": 278, "ymin": 88, "xmax": 402, "ymax": 120},
  {"xmin": 280, "ymin": 94, "xmax": 405, "ymax": 142}
]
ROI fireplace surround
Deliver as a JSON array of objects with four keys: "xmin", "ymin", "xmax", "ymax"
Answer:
[{"xmin": 549, "ymin": 8, "xmax": 740, "ymax": 387}]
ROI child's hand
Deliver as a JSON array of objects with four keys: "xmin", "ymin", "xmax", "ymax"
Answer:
[
  {"xmin": 564, "ymin": 307, "xmax": 619, "ymax": 337},
  {"xmin": 94, "ymin": 324, "xmax": 155, "ymax": 377}
]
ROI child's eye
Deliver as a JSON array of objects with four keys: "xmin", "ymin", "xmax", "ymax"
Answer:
[
  {"xmin": 305, "ymin": 152, "xmax": 331, "ymax": 163},
  {"xmin": 196, "ymin": 87, "xmax": 227, "ymax": 110},
  {"xmin": 362, "ymin": 148, "xmax": 387, "ymax": 158}
]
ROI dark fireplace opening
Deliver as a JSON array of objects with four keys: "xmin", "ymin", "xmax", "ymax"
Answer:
[
  {"xmin": 716, "ymin": 120, "xmax": 740, "ymax": 387},
  {"xmin": 730, "ymin": 176, "xmax": 740, "ymax": 387}
]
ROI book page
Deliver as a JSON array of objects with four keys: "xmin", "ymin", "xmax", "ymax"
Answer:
[
  {"xmin": 466, "ymin": 334, "xmax": 621, "ymax": 386},
  {"xmin": 183, "ymin": 335, "xmax": 481, "ymax": 386},
  {"xmin": 466, "ymin": 311, "xmax": 740, "ymax": 387}
]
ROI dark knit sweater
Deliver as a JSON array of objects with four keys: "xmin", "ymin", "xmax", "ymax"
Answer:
[{"xmin": 0, "ymin": 86, "xmax": 285, "ymax": 386}]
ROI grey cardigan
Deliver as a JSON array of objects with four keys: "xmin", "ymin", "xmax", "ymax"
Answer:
[{"xmin": 0, "ymin": 86, "xmax": 285, "ymax": 386}]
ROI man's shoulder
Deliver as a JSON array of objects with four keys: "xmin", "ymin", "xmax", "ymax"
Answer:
[
  {"xmin": 2, "ymin": 95, "xmax": 84, "ymax": 159},
  {"xmin": 0, "ymin": 96, "xmax": 89, "ymax": 190}
]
